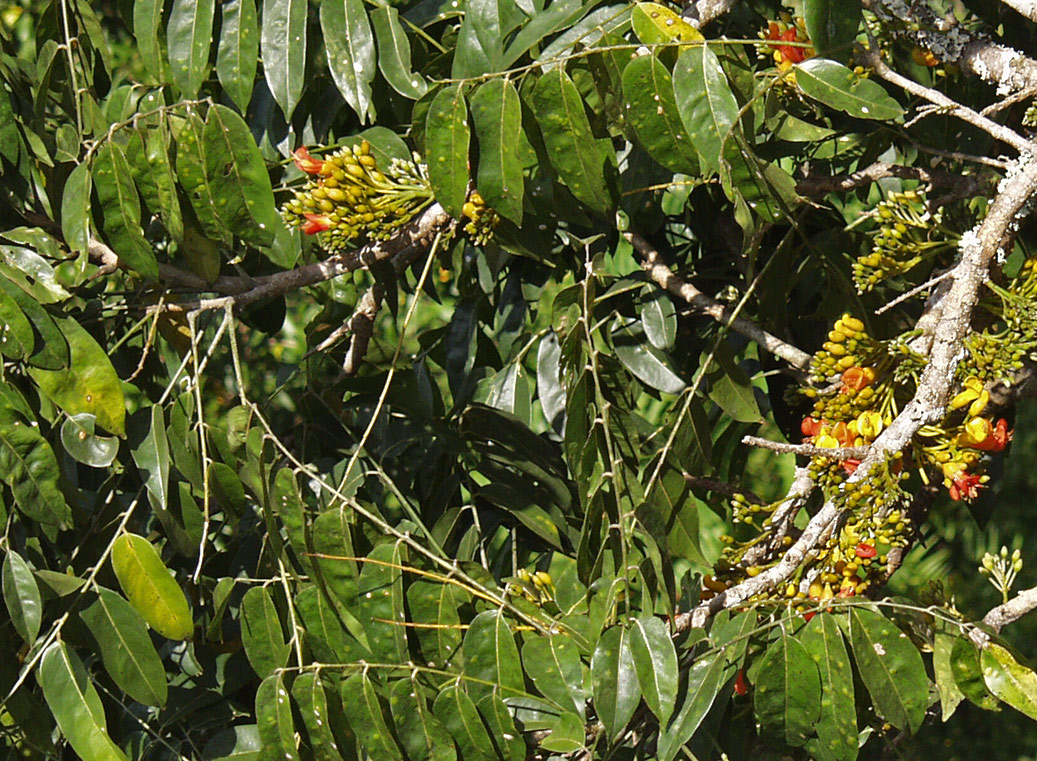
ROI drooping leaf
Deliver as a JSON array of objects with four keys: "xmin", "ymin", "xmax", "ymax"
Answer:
[
  {"xmin": 167, "ymin": 0, "xmax": 216, "ymax": 98},
  {"xmin": 291, "ymin": 673, "xmax": 346, "ymax": 761},
  {"xmin": 981, "ymin": 643, "xmax": 1037, "ymax": 720},
  {"xmin": 3, "ymin": 550, "xmax": 41, "ymax": 644},
  {"xmin": 111, "ymin": 533, "xmax": 193, "ymax": 640},
  {"xmin": 846, "ymin": 607, "xmax": 928, "ymax": 733},
  {"xmin": 433, "ymin": 684, "xmax": 497, "ymax": 761},
  {"xmin": 462, "ymin": 609, "xmax": 524, "ymax": 704},
  {"xmin": 0, "ymin": 416, "xmax": 71, "ymax": 526},
  {"xmin": 476, "ymin": 690, "xmax": 526, "ymax": 761},
  {"xmin": 628, "ymin": 616, "xmax": 679, "ymax": 724},
  {"xmin": 469, "ymin": 78, "xmax": 524, "ymax": 225},
  {"xmin": 80, "ymin": 587, "xmax": 168, "ymax": 707},
  {"xmin": 951, "ymin": 636, "xmax": 1001, "ymax": 711},
  {"xmin": 796, "ymin": 59, "xmax": 905, "ymax": 120},
  {"xmin": 801, "ymin": 613, "xmax": 858, "ymax": 761},
  {"xmin": 133, "ymin": 0, "xmax": 168, "ymax": 82},
  {"xmin": 261, "ymin": 0, "xmax": 307, "ymax": 119},
  {"xmin": 803, "ymin": 0, "xmax": 862, "ymax": 58},
  {"xmin": 532, "ymin": 67, "xmax": 615, "ymax": 215},
  {"xmin": 754, "ymin": 625, "xmax": 821, "ymax": 746},
  {"xmin": 256, "ymin": 673, "xmax": 299, "ymax": 761},
  {"xmin": 341, "ymin": 672, "xmax": 404, "ymax": 760},
  {"xmin": 522, "ymin": 634, "xmax": 587, "ymax": 718},
  {"xmin": 92, "ymin": 143, "xmax": 158, "ymax": 280},
  {"xmin": 321, "ymin": 0, "xmax": 375, "ymax": 122},
  {"xmin": 673, "ymin": 44, "xmax": 739, "ymax": 174},
  {"xmin": 355, "ymin": 543, "xmax": 408, "ymax": 662},
  {"xmin": 426, "ymin": 85, "xmax": 471, "ymax": 218},
  {"xmin": 933, "ymin": 631, "xmax": 966, "ymax": 721},
  {"xmin": 658, "ymin": 651, "xmax": 726, "ymax": 761},
  {"xmin": 591, "ymin": 624, "xmax": 641, "ymax": 741},
  {"xmin": 217, "ymin": 0, "xmax": 259, "ymax": 112},
  {"xmin": 130, "ymin": 405, "xmax": 171, "ymax": 512},
  {"xmin": 612, "ymin": 316, "xmax": 686, "ymax": 394},
  {"xmin": 241, "ymin": 586, "xmax": 290, "ymax": 678},
  {"xmin": 390, "ymin": 676, "xmax": 457, "ymax": 761},
  {"xmin": 60, "ymin": 161, "xmax": 92, "ymax": 254},
  {"xmin": 371, "ymin": 6, "xmax": 427, "ymax": 100},
  {"xmin": 125, "ymin": 121, "xmax": 183, "ymax": 242},
  {"xmin": 175, "ymin": 111, "xmax": 228, "ymax": 243},
  {"xmin": 39, "ymin": 642, "xmax": 129, "ymax": 761}
]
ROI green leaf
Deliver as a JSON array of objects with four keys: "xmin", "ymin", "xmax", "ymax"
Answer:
[
  {"xmin": 291, "ymin": 673, "xmax": 346, "ymax": 761},
  {"xmin": 0, "ymin": 417, "xmax": 71, "ymax": 526},
  {"xmin": 933, "ymin": 631, "xmax": 965, "ymax": 721},
  {"xmin": 623, "ymin": 53, "xmax": 700, "ymax": 175},
  {"xmin": 657, "ymin": 651, "xmax": 726, "ymax": 761},
  {"xmin": 320, "ymin": 0, "xmax": 375, "ymax": 122},
  {"xmin": 60, "ymin": 161, "xmax": 92, "ymax": 255},
  {"xmin": 3, "ymin": 550, "xmax": 41, "ymax": 644},
  {"xmin": 796, "ymin": 59, "xmax": 904, "ymax": 120},
  {"xmin": 451, "ymin": 0, "xmax": 506, "ymax": 78},
  {"xmin": 591, "ymin": 625, "xmax": 641, "ymax": 741},
  {"xmin": 131, "ymin": 405, "xmax": 171, "ymax": 511},
  {"xmin": 951, "ymin": 636, "xmax": 1000, "ymax": 710},
  {"xmin": 539, "ymin": 711, "xmax": 586, "ymax": 752},
  {"xmin": 61, "ymin": 413, "xmax": 119, "ymax": 467},
  {"xmin": 167, "ymin": 0, "xmax": 215, "ymax": 98},
  {"xmin": 477, "ymin": 690, "xmax": 525, "ymax": 761},
  {"xmin": 202, "ymin": 104, "xmax": 282, "ymax": 248},
  {"xmin": 355, "ymin": 543, "xmax": 408, "ymax": 662},
  {"xmin": 470, "ymin": 78, "xmax": 524, "ymax": 225},
  {"xmin": 390, "ymin": 676, "xmax": 457, "ymax": 761},
  {"xmin": 673, "ymin": 44, "xmax": 739, "ymax": 174},
  {"xmin": 256, "ymin": 673, "xmax": 299, "ymax": 761},
  {"xmin": 111, "ymin": 533, "xmax": 193, "ymax": 640},
  {"xmin": 408, "ymin": 579, "xmax": 464, "ymax": 665},
  {"xmin": 612, "ymin": 317, "xmax": 686, "ymax": 394},
  {"xmin": 502, "ymin": 0, "xmax": 585, "ymax": 69},
  {"xmin": 39, "ymin": 642, "xmax": 129, "ymax": 761},
  {"xmin": 982, "ymin": 643, "xmax": 1037, "ymax": 720},
  {"xmin": 847, "ymin": 607, "xmax": 928, "ymax": 733},
  {"xmin": 631, "ymin": 2, "xmax": 704, "ymax": 46},
  {"xmin": 462, "ymin": 609, "xmax": 524, "ymax": 704},
  {"xmin": 754, "ymin": 625, "xmax": 821, "ymax": 746},
  {"xmin": 0, "ymin": 277, "xmax": 68, "ymax": 370},
  {"xmin": 628, "ymin": 616, "xmax": 679, "ymax": 724},
  {"xmin": 92, "ymin": 143, "xmax": 159, "ymax": 280},
  {"xmin": 80, "ymin": 587, "xmax": 168, "ymax": 707},
  {"xmin": 295, "ymin": 585, "xmax": 363, "ymax": 663},
  {"xmin": 0, "ymin": 239, "xmax": 70, "ymax": 305},
  {"xmin": 426, "ymin": 85, "xmax": 471, "ymax": 218},
  {"xmin": 708, "ymin": 346, "xmax": 762, "ymax": 423},
  {"xmin": 133, "ymin": 0, "xmax": 168, "ymax": 83},
  {"xmin": 801, "ymin": 613, "xmax": 858, "ymax": 761},
  {"xmin": 0, "ymin": 286, "xmax": 33, "ymax": 361},
  {"xmin": 27, "ymin": 317, "xmax": 126, "ymax": 436},
  {"xmin": 371, "ymin": 6, "xmax": 427, "ymax": 99},
  {"xmin": 125, "ymin": 122, "xmax": 183, "ymax": 242},
  {"xmin": 641, "ymin": 285, "xmax": 677, "ymax": 351},
  {"xmin": 217, "ymin": 0, "xmax": 259, "ymax": 112},
  {"xmin": 261, "ymin": 0, "xmax": 307, "ymax": 118},
  {"xmin": 522, "ymin": 634, "xmax": 587, "ymax": 718},
  {"xmin": 803, "ymin": 0, "xmax": 862, "ymax": 58},
  {"xmin": 241, "ymin": 586, "xmax": 290, "ymax": 678},
  {"xmin": 433, "ymin": 684, "xmax": 496, "ymax": 761},
  {"xmin": 341, "ymin": 672, "xmax": 404, "ymax": 760},
  {"xmin": 176, "ymin": 112, "xmax": 228, "ymax": 243},
  {"xmin": 532, "ymin": 67, "xmax": 614, "ymax": 215}
]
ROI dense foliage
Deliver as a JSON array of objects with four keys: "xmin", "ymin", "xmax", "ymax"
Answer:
[{"xmin": 1, "ymin": 0, "xmax": 1037, "ymax": 759}]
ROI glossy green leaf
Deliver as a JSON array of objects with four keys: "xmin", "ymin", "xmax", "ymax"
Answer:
[
  {"xmin": 477, "ymin": 690, "xmax": 526, "ymax": 761},
  {"xmin": 641, "ymin": 285, "xmax": 677, "ymax": 350},
  {"xmin": 355, "ymin": 543, "xmax": 408, "ymax": 662},
  {"xmin": 0, "ymin": 239, "xmax": 69, "ymax": 305},
  {"xmin": 202, "ymin": 104, "xmax": 282, "ymax": 248},
  {"xmin": 291, "ymin": 673, "xmax": 345, "ymax": 761},
  {"xmin": 206, "ymin": 724, "xmax": 262, "ymax": 760},
  {"xmin": 933, "ymin": 631, "xmax": 966, "ymax": 721},
  {"xmin": 522, "ymin": 633, "xmax": 587, "ymax": 718},
  {"xmin": 623, "ymin": 54, "xmax": 699, "ymax": 176},
  {"xmin": 217, "ymin": 0, "xmax": 259, "ymax": 112},
  {"xmin": 39, "ymin": 642, "xmax": 128, "ymax": 761},
  {"xmin": 60, "ymin": 161, "xmax": 92, "ymax": 254},
  {"xmin": 801, "ymin": 613, "xmax": 858, "ymax": 761},
  {"xmin": 631, "ymin": 2, "xmax": 704, "ymax": 46},
  {"xmin": 462, "ymin": 608, "xmax": 524, "ymax": 704},
  {"xmin": 754, "ymin": 625, "xmax": 821, "ymax": 746},
  {"xmin": 433, "ymin": 684, "xmax": 496, "ymax": 761},
  {"xmin": 539, "ymin": 711, "xmax": 586, "ymax": 752},
  {"xmin": 719, "ymin": 136, "xmax": 798, "ymax": 223},
  {"xmin": 3, "ymin": 550, "xmax": 41, "ymax": 644},
  {"xmin": 0, "ymin": 416, "xmax": 70, "ymax": 526},
  {"xmin": 847, "ymin": 607, "xmax": 928, "ymax": 733},
  {"xmin": 532, "ymin": 67, "xmax": 614, "ymax": 215},
  {"xmin": 612, "ymin": 317, "xmax": 686, "ymax": 394},
  {"xmin": 295, "ymin": 585, "xmax": 364, "ymax": 662},
  {"xmin": 261, "ymin": 0, "xmax": 307, "ymax": 118},
  {"xmin": 125, "ymin": 122, "xmax": 183, "ymax": 242},
  {"xmin": 92, "ymin": 143, "xmax": 158, "ymax": 280},
  {"xmin": 131, "ymin": 405, "xmax": 170, "ymax": 511},
  {"xmin": 111, "ymin": 533, "xmax": 193, "ymax": 640},
  {"xmin": 176, "ymin": 112, "xmax": 228, "ymax": 243},
  {"xmin": 256, "ymin": 673, "xmax": 299, "ymax": 761},
  {"xmin": 628, "ymin": 616, "xmax": 678, "ymax": 724},
  {"xmin": 470, "ymin": 79, "xmax": 524, "ymax": 225},
  {"xmin": 591, "ymin": 625, "xmax": 641, "ymax": 741},
  {"xmin": 796, "ymin": 59, "xmax": 904, "ymax": 120},
  {"xmin": 61, "ymin": 413, "xmax": 119, "ymax": 467},
  {"xmin": 658, "ymin": 651, "xmax": 726, "ymax": 761},
  {"xmin": 272, "ymin": 467, "xmax": 312, "ymax": 574},
  {"xmin": 708, "ymin": 347, "xmax": 762, "ymax": 423},
  {"xmin": 982, "ymin": 643, "xmax": 1037, "ymax": 720},
  {"xmin": 80, "ymin": 587, "xmax": 168, "ymax": 707},
  {"xmin": 27, "ymin": 317, "xmax": 125, "ymax": 435},
  {"xmin": 241, "ymin": 586, "xmax": 290, "ymax": 678},
  {"xmin": 0, "ymin": 286, "xmax": 33, "ymax": 361},
  {"xmin": 673, "ymin": 44, "xmax": 739, "ymax": 174},
  {"xmin": 407, "ymin": 579, "xmax": 464, "ymax": 666},
  {"xmin": 502, "ymin": 0, "xmax": 585, "ymax": 69},
  {"xmin": 451, "ymin": 0, "xmax": 508, "ymax": 78},
  {"xmin": 320, "ymin": 0, "xmax": 374, "ymax": 122},
  {"xmin": 951, "ymin": 636, "xmax": 1001, "ymax": 710},
  {"xmin": 371, "ymin": 6, "xmax": 427, "ymax": 99},
  {"xmin": 167, "ymin": 0, "xmax": 215, "ymax": 97},
  {"xmin": 0, "ymin": 276, "xmax": 68, "ymax": 370},
  {"xmin": 390, "ymin": 677, "xmax": 457, "ymax": 761},
  {"xmin": 803, "ymin": 0, "xmax": 861, "ymax": 58},
  {"xmin": 341, "ymin": 672, "xmax": 404, "ymax": 760},
  {"xmin": 426, "ymin": 85, "xmax": 470, "ymax": 218},
  {"xmin": 133, "ymin": 0, "xmax": 167, "ymax": 82}
]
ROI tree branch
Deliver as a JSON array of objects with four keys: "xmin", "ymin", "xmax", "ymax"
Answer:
[
  {"xmin": 796, "ymin": 161, "xmax": 979, "ymax": 197},
  {"xmin": 741, "ymin": 434, "xmax": 870, "ymax": 460},
  {"xmin": 982, "ymin": 585, "xmax": 1037, "ymax": 632}
]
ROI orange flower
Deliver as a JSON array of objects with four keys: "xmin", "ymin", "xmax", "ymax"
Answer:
[
  {"xmin": 949, "ymin": 470, "xmax": 983, "ymax": 501},
  {"xmin": 765, "ymin": 22, "xmax": 813, "ymax": 68},
  {"xmin": 300, "ymin": 213, "xmax": 332, "ymax": 235},
  {"xmin": 293, "ymin": 147, "xmax": 329, "ymax": 175},
  {"xmin": 841, "ymin": 366, "xmax": 876, "ymax": 393},
  {"xmin": 974, "ymin": 418, "xmax": 1012, "ymax": 452},
  {"xmin": 855, "ymin": 542, "xmax": 877, "ymax": 559},
  {"xmin": 801, "ymin": 416, "xmax": 823, "ymax": 438}
]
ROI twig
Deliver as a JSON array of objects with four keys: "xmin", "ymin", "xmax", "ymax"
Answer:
[
  {"xmin": 683, "ymin": 474, "xmax": 765, "ymax": 505},
  {"xmin": 874, "ymin": 269, "xmax": 954, "ymax": 315},
  {"xmin": 625, "ymin": 231, "xmax": 813, "ymax": 371},
  {"xmin": 741, "ymin": 434, "xmax": 870, "ymax": 460},
  {"xmin": 741, "ymin": 467, "xmax": 813, "ymax": 567},
  {"xmin": 982, "ymin": 584, "xmax": 1037, "ymax": 632},
  {"xmin": 795, "ymin": 162, "xmax": 976, "ymax": 197}
]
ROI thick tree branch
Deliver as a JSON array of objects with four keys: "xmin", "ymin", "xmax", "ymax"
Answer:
[
  {"xmin": 625, "ymin": 231, "xmax": 813, "ymax": 371},
  {"xmin": 681, "ymin": 0, "xmax": 739, "ymax": 29},
  {"xmin": 1000, "ymin": 0, "xmax": 1037, "ymax": 22},
  {"xmin": 982, "ymin": 585, "xmax": 1037, "ymax": 632},
  {"xmin": 795, "ymin": 161, "xmax": 979, "ymax": 197}
]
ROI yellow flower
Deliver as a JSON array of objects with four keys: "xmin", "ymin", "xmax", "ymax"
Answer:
[{"xmin": 856, "ymin": 411, "xmax": 883, "ymax": 439}]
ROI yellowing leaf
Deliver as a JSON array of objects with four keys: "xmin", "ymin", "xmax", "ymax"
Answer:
[
  {"xmin": 111, "ymin": 533, "xmax": 193, "ymax": 640},
  {"xmin": 632, "ymin": 3, "xmax": 704, "ymax": 47}
]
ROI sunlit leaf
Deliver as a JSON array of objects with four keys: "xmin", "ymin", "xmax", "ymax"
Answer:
[
  {"xmin": 111, "ymin": 533, "xmax": 193, "ymax": 640},
  {"xmin": 3, "ymin": 550, "xmax": 41, "ymax": 644},
  {"xmin": 426, "ymin": 85, "xmax": 470, "ymax": 218},
  {"xmin": 321, "ymin": 0, "xmax": 375, "ymax": 122},
  {"xmin": 167, "ymin": 0, "xmax": 215, "ymax": 98},
  {"xmin": 217, "ymin": 0, "xmax": 259, "ymax": 112}
]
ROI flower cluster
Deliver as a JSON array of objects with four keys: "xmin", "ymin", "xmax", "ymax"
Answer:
[
  {"xmin": 852, "ymin": 190, "xmax": 961, "ymax": 293},
  {"xmin": 461, "ymin": 189, "xmax": 500, "ymax": 245},
  {"xmin": 281, "ymin": 142, "xmax": 435, "ymax": 253},
  {"xmin": 960, "ymin": 256, "xmax": 1037, "ymax": 381},
  {"xmin": 760, "ymin": 16, "xmax": 814, "ymax": 72}
]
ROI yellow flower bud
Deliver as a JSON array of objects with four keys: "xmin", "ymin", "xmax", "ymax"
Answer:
[{"xmin": 857, "ymin": 411, "xmax": 883, "ymax": 439}]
